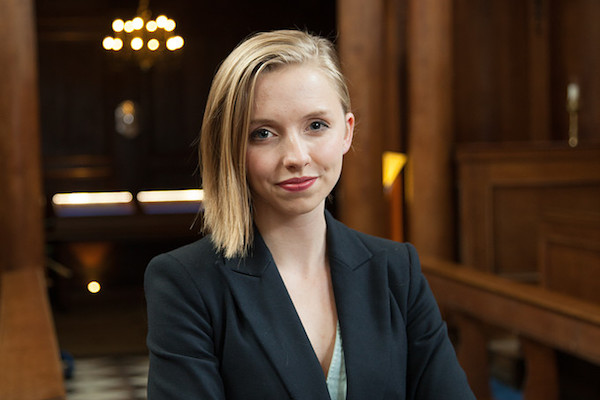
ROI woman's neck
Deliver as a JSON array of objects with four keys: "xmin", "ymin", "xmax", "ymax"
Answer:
[{"xmin": 254, "ymin": 206, "xmax": 328, "ymax": 275}]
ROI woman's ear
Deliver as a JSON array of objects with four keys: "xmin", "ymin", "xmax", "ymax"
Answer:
[{"xmin": 342, "ymin": 112, "xmax": 355, "ymax": 154}]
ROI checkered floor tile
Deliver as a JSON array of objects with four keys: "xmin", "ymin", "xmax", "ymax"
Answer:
[{"xmin": 65, "ymin": 355, "xmax": 148, "ymax": 400}]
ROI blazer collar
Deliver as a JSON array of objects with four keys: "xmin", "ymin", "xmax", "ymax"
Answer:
[
  {"xmin": 324, "ymin": 210, "xmax": 373, "ymax": 270},
  {"xmin": 220, "ymin": 210, "xmax": 393, "ymax": 400},
  {"xmin": 222, "ymin": 226, "xmax": 272, "ymax": 277},
  {"xmin": 222, "ymin": 210, "xmax": 372, "ymax": 276}
]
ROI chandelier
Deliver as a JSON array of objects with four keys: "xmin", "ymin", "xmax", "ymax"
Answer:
[{"xmin": 102, "ymin": 0, "xmax": 184, "ymax": 70}]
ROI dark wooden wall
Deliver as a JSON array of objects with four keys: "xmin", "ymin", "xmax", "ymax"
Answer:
[{"xmin": 453, "ymin": 0, "xmax": 600, "ymax": 145}]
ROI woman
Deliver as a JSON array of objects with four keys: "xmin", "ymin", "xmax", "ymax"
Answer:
[{"xmin": 145, "ymin": 30, "xmax": 475, "ymax": 400}]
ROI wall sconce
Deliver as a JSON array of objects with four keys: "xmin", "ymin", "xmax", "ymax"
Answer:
[{"xmin": 115, "ymin": 100, "xmax": 139, "ymax": 139}]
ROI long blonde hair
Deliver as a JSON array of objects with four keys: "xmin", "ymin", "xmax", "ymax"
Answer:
[{"xmin": 199, "ymin": 30, "xmax": 351, "ymax": 258}]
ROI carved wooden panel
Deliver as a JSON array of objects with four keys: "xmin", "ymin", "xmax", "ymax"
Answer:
[
  {"xmin": 538, "ymin": 212, "xmax": 600, "ymax": 304},
  {"xmin": 457, "ymin": 144, "xmax": 600, "ymax": 284}
]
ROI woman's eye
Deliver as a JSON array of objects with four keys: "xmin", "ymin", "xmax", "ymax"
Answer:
[
  {"xmin": 250, "ymin": 128, "xmax": 272, "ymax": 141},
  {"xmin": 309, "ymin": 121, "xmax": 328, "ymax": 131}
]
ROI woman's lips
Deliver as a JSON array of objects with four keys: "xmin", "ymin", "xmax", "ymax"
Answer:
[{"xmin": 277, "ymin": 177, "xmax": 317, "ymax": 192}]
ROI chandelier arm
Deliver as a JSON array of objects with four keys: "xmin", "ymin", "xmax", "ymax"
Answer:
[{"xmin": 137, "ymin": 0, "xmax": 150, "ymax": 17}]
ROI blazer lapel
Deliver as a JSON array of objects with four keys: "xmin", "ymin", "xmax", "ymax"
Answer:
[
  {"xmin": 221, "ymin": 231, "xmax": 331, "ymax": 400},
  {"xmin": 326, "ymin": 212, "xmax": 394, "ymax": 400}
]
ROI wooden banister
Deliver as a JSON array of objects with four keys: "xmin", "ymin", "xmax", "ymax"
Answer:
[
  {"xmin": 421, "ymin": 256, "xmax": 600, "ymax": 399},
  {"xmin": 421, "ymin": 255, "xmax": 600, "ymax": 364},
  {"xmin": 0, "ymin": 267, "xmax": 65, "ymax": 400}
]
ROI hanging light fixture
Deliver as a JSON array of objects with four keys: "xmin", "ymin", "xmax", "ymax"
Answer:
[{"xmin": 102, "ymin": 0, "xmax": 184, "ymax": 70}]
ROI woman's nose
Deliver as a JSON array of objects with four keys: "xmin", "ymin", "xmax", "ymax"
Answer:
[{"xmin": 282, "ymin": 134, "xmax": 310, "ymax": 169}]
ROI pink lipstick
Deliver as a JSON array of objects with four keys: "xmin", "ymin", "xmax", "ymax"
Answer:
[{"xmin": 277, "ymin": 177, "xmax": 317, "ymax": 192}]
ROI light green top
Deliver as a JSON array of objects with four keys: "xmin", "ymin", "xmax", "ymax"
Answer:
[{"xmin": 326, "ymin": 322, "xmax": 347, "ymax": 400}]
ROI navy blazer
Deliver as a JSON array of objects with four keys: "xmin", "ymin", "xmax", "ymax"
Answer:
[{"xmin": 145, "ymin": 212, "xmax": 475, "ymax": 399}]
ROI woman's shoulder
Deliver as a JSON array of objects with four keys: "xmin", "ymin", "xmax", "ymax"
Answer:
[{"xmin": 145, "ymin": 235, "xmax": 222, "ymax": 283}]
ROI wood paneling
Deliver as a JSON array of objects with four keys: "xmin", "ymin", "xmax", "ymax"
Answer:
[
  {"xmin": 538, "ymin": 212, "xmax": 600, "ymax": 303},
  {"xmin": 454, "ymin": 0, "xmax": 600, "ymax": 145},
  {"xmin": 453, "ymin": 0, "xmax": 530, "ymax": 143},
  {"xmin": 457, "ymin": 144, "xmax": 600, "ymax": 285},
  {"xmin": 550, "ymin": 0, "xmax": 600, "ymax": 145}
]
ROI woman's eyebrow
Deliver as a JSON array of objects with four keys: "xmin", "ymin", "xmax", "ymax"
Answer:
[
  {"xmin": 249, "ymin": 109, "xmax": 333, "ymax": 127},
  {"xmin": 249, "ymin": 118, "xmax": 274, "ymax": 126}
]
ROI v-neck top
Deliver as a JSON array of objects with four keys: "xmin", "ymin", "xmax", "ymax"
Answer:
[{"xmin": 326, "ymin": 321, "xmax": 347, "ymax": 400}]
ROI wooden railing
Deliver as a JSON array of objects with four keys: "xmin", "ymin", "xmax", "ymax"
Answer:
[
  {"xmin": 0, "ymin": 267, "xmax": 65, "ymax": 400},
  {"xmin": 421, "ymin": 255, "xmax": 600, "ymax": 400}
]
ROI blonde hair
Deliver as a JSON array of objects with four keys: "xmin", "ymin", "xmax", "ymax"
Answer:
[{"xmin": 199, "ymin": 30, "xmax": 351, "ymax": 258}]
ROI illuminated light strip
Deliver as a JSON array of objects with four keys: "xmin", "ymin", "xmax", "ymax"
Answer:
[
  {"xmin": 52, "ymin": 191, "xmax": 134, "ymax": 206},
  {"xmin": 137, "ymin": 189, "xmax": 204, "ymax": 203}
]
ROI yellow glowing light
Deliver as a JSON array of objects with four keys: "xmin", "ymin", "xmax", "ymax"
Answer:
[
  {"xmin": 166, "ymin": 36, "xmax": 184, "ymax": 51},
  {"xmin": 132, "ymin": 17, "xmax": 144, "ymax": 30},
  {"xmin": 87, "ymin": 281, "xmax": 101, "ymax": 294},
  {"xmin": 156, "ymin": 15, "xmax": 168, "ymax": 28},
  {"xmin": 382, "ymin": 152, "xmax": 407, "ymax": 189},
  {"xmin": 102, "ymin": 36, "xmax": 114, "ymax": 50},
  {"xmin": 137, "ymin": 189, "xmax": 204, "ymax": 203},
  {"xmin": 164, "ymin": 19, "xmax": 176, "ymax": 32},
  {"xmin": 112, "ymin": 38, "xmax": 123, "ymax": 51},
  {"xmin": 131, "ymin": 37, "xmax": 144, "ymax": 50},
  {"xmin": 146, "ymin": 20, "xmax": 158, "ymax": 32},
  {"xmin": 112, "ymin": 19, "xmax": 124, "ymax": 32},
  {"xmin": 147, "ymin": 39, "xmax": 160, "ymax": 51},
  {"xmin": 124, "ymin": 20, "xmax": 134, "ymax": 33},
  {"xmin": 52, "ymin": 191, "xmax": 133, "ymax": 206}
]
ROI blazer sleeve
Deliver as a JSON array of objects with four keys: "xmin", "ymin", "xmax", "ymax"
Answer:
[
  {"xmin": 144, "ymin": 252, "xmax": 226, "ymax": 400},
  {"xmin": 403, "ymin": 244, "xmax": 476, "ymax": 400}
]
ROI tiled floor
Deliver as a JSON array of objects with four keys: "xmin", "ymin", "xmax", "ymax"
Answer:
[
  {"xmin": 64, "ymin": 355, "xmax": 524, "ymax": 400},
  {"xmin": 65, "ymin": 355, "xmax": 148, "ymax": 400}
]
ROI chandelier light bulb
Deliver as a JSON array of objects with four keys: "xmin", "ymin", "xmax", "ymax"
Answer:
[
  {"xmin": 131, "ymin": 37, "xmax": 144, "ymax": 51},
  {"xmin": 146, "ymin": 20, "xmax": 158, "ymax": 32},
  {"xmin": 164, "ymin": 19, "xmax": 176, "ymax": 32},
  {"xmin": 166, "ymin": 37, "xmax": 176, "ymax": 51},
  {"xmin": 102, "ymin": 36, "xmax": 114, "ymax": 50},
  {"xmin": 147, "ymin": 38, "xmax": 159, "ymax": 51},
  {"xmin": 112, "ymin": 19, "xmax": 124, "ymax": 32},
  {"xmin": 132, "ymin": 17, "xmax": 144, "ymax": 30},
  {"xmin": 112, "ymin": 38, "xmax": 123, "ymax": 51},
  {"xmin": 156, "ymin": 15, "xmax": 168, "ymax": 29},
  {"xmin": 166, "ymin": 35, "xmax": 184, "ymax": 51},
  {"xmin": 124, "ymin": 20, "xmax": 134, "ymax": 33}
]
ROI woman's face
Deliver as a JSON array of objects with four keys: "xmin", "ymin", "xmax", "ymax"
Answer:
[{"xmin": 246, "ymin": 63, "xmax": 354, "ymax": 223}]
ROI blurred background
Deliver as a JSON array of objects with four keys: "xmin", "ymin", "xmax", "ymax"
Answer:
[{"xmin": 1, "ymin": 0, "xmax": 599, "ymax": 399}]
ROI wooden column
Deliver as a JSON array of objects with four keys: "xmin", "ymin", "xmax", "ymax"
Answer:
[
  {"xmin": 0, "ymin": 0, "xmax": 65, "ymax": 397},
  {"xmin": 406, "ymin": 0, "xmax": 455, "ymax": 258},
  {"xmin": 0, "ymin": 0, "xmax": 44, "ymax": 272},
  {"xmin": 337, "ymin": 0, "xmax": 388, "ymax": 237}
]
